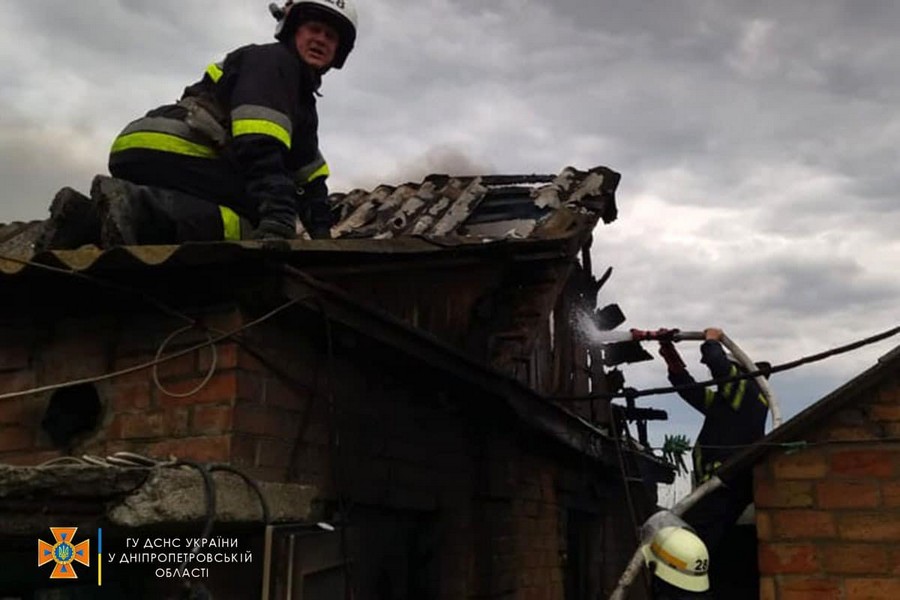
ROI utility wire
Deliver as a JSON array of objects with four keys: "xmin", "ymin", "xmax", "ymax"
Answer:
[
  {"xmin": 626, "ymin": 436, "xmax": 900, "ymax": 454},
  {"xmin": 152, "ymin": 325, "xmax": 219, "ymax": 398},
  {"xmin": 208, "ymin": 463, "xmax": 271, "ymax": 526},
  {"xmin": 562, "ymin": 324, "xmax": 900, "ymax": 401},
  {"xmin": 0, "ymin": 298, "xmax": 300, "ymax": 402}
]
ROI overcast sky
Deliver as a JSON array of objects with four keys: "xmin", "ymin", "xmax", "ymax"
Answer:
[{"xmin": 2, "ymin": 1, "xmax": 898, "ymax": 485}]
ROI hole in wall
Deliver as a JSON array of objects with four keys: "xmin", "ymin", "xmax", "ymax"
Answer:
[{"xmin": 40, "ymin": 383, "xmax": 102, "ymax": 449}]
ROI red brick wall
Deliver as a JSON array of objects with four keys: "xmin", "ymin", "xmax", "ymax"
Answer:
[
  {"xmin": 0, "ymin": 306, "xmax": 251, "ymax": 466},
  {"xmin": 755, "ymin": 374, "xmax": 900, "ymax": 600}
]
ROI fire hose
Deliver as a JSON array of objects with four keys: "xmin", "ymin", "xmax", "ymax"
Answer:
[{"xmin": 597, "ymin": 328, "xmax": 781, "ymax": 428}]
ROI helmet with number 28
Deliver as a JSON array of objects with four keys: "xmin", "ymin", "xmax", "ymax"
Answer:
[
  {"xmin": 641, "ymin": 526, "xmax": 710, "ymax": 593},
  {"xmin": 269, "ymin": 0, "xmax": 358, "ymax": 69}
]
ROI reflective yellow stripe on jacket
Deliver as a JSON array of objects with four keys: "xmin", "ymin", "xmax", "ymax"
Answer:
[
  {"xmin": 720, "ymin": 364, "xmax": 768, "ymax": 411},
  {"xmin": 206, "ymin": 61, "xmax": 224, "ymax": 83},
  {"xmin": 231, "ymin": 105, "xmax": 292, "ymax": 149}
]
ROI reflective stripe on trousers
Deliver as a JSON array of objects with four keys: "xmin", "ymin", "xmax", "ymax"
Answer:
[{"xmin": 219, "ymin": 206, "xmax": 241, "ymax": 240}]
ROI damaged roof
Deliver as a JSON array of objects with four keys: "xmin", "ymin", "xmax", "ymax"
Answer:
[
  {"xmin": 0, "ymin": 165, "xmax": 619, "ymax": 276},
  {"xmin": 329, "ymin": 167, "xmax": 618, "ymax": 239}
]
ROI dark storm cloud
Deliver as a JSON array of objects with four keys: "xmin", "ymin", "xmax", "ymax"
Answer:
[{"xmin": 717, "ymin": 254, "xmax": 899, "ymax": 318}]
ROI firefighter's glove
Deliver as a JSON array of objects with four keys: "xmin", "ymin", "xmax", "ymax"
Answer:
[
  {"xmin": 662, "ymin": 434, "xmax": 692, "ymax": 475},
  {"xmin": 250, "ymin": 220, "xmax": 295, "ymax": 251},
  {"xmin": 252, "ymin": 219, "xmax": 296, "ymax": 241},
  {"xmin": 658, "ymin": 341, "xmax": 687, "ymax": 374},
  {"xmin": 298, "ymin": 197, "xmax": 335, "ymax": 240}
]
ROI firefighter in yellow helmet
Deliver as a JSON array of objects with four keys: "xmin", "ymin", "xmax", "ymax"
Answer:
[
  {"xmin": 36, "ymin": 1, "xmax": 358, "ymax": 251},
  {"xmin": 641, "ymin": 526, "xmax": 712, "ymax": 599}
]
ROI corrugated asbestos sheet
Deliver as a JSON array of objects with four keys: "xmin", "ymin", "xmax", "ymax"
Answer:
[{"xmin": 0, "ymin": 165, "xmax": 619, "ymax": 276}]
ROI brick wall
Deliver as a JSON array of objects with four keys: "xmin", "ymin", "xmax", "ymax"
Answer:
[
  {"xmin": 0, "ymin": 305, "xmax": 252, "ymax": 467},
  {"xmin": 755, "ymin": 375, "xmax": 900, "ymax": 600}
]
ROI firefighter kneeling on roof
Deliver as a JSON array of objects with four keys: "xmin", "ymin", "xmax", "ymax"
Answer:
[
  {"xmin": 36, "ymin": 0, "xmax": 356, "ymax": 252},
  {"xmin": 657, "ymin": 327, "xmax": 769, "ymax": 587}
]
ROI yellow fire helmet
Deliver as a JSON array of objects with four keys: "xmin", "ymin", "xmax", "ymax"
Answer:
[{"xmin": 641, "ymin": 526, "xmax": 710, "ymax": 592}]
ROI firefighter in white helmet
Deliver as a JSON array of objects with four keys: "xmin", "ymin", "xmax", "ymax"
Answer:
[
  {"xmin": 37, "ymin": 1, "xmax": 359, "ymax": 251},
  {"xmin": 641, "ymin": 526, "xmax": 712, "ymax": 599}
]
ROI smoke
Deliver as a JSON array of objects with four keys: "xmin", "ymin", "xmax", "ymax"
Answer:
[
  {"xmin": 337, "ymin": 144, "xmax": 498, "ymax": 193},
  {"xmin": 389, "ymin": 144, "xmax": 496, "ymax": 184}
]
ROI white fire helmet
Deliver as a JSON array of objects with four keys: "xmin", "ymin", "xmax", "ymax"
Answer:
[
  {"xmin": 641, "ymin": 526, "xmax": 710, "ymax": 593},
  {"xmin": 269, "ymin": 0, "xmax": 358, "ymax": 69}
]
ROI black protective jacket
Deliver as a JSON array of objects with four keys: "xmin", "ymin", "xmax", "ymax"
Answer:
[
  {"xmin": 108, "ymin": 42, "xmax": 328, "ymax": 232},
  {"xmin": 668, "ymin": 341, "xmax": 768, "ymax": 485}
]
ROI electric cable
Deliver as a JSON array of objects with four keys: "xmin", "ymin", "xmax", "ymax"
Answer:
[
  {"xmin": 31, "ymin": 452, "xmax": 175, "ymax": 469},
  {"xmin": 152, "ymin": 325, "xmax": 219, "ymax": 398},
  {"xmin": 208, "ymin": 463, "xmax": 271, "ymax": 526},
  {"xmin": 621, "ymin": 436, "xmax": 900, "ymax": 454},
  {"xmin": 175, "ymin": 460, "xmax": 217, "ymax": 573},
  {"xmin": 0, "ymin": 298, "xmax": 300, "ymax": 402},
  {"xmin": 33, "ymin": 456, "xmax": 89, "ymax": 468},
  {"xmin": 80, "ymin": 455, "xmax": 112, "ymax": 467}
]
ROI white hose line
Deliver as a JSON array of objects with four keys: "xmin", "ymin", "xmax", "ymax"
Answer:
[
  {"xmin": 720, "ymin": 333, "xmax": 782, "ymax": 429},
  {"xmin": 675, "ymin": 330, "xmax": 781, "ymax": 429}
]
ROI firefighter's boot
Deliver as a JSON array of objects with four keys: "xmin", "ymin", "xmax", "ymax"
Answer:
[
  {"xmin": 93, "ymin": 175, "xmax": 239, "ymax": 247},
  {"xmin": 33, "ymin": 187, "xmax": 101, "ymax": 252},
  {"xmin": 93, "ymin": 175, "xmax": 144, "ymax": 247}
]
